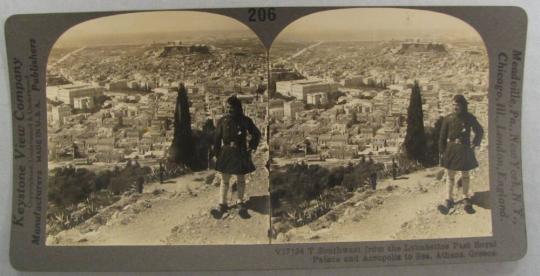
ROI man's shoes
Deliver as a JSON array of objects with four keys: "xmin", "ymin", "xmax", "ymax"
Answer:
[
  {"xmin": 238, "ymin": 202, "xmax": 250, "ymax": 219},
  {"xmin": 438, "ymin": 199, "xmax": 454, "ymax": 215},
  {"xmin": 210, "ymin": 204, "xmax": 228, "ymax": 219},
  {"xmin": 464, "ymin": 198, "xmax": 475, "ymax": 214}
]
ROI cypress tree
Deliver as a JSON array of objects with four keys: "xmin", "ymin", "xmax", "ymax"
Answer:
[
  {"xmin": 403, "ymin": 80, "xmax": 427, "ymax": 164},
  {"xmin": 169, "ymin": 83, "xmax": 195, "ymax": 168}
]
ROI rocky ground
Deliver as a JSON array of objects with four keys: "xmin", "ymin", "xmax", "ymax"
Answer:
[
  {"xmin": 47, "ymin": 149, "xmax": 270, "ymax": 245},
  {"xmin": 272, "ymin": 150, "xmax": 492, "ymax": 243},
  {"xmin": 48, "ymin": 148, "xmax": 491, "ymax": 246}
]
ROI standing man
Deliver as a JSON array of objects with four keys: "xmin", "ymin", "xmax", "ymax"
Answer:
[
  {"xmin": 438, "ymin": 95, "xmax": 484, "ymax": 214},
  {"xmin": 211, "ymin": 96, "xmax": 261, "ymax": 219}
]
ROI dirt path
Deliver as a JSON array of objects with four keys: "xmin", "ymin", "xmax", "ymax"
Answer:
[
  {"xmin": 276, "ymin": 151, "xmax": 492, "ymax": 243},
  {"xmin": 49, "ymin": 151, "xmax": 270, "ymax": 246}
]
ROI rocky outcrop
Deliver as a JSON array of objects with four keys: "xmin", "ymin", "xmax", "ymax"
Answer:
[{"xmin": 397, "ymin": 42, "xmax": 447, "ymax": 54}]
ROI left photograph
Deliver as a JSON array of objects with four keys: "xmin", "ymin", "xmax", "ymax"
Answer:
[{"xmin": 45, "ymin": 11, "xmax": 270, "ymax": 245}]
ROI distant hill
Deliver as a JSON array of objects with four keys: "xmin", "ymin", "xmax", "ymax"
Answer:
[
  {"xmin": 396, "ymin": 42, "xmax": 447, "ymax": 54},
  {"xmin": 54, "ymin": 30, "xmax": 256, "ymax": 48}
]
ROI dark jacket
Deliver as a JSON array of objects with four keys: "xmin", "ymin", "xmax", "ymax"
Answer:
[
  {"xmin": 214, "ymin": 114, "xmax": 261, "ymax": 175},
  {"xmin": 439, "ymin": 112, "xmax": 484, "ymax": 171}
]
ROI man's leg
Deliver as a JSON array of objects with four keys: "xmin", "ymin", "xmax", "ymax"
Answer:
[
  {"xmin": 219, "ymin": 173, "xmax": 231, "ymax": 205},
  {"xmin": 461, "ymin": 171, "xmax": 470, "ymax": 198},
  {"xmin": 446, "ymin": 169, "xmax": 456, "ymax": 201},
  {"xmin": 438, "ymin": 169, "xmax": 456, "ymax": 214},
  {"xmin": 235, "ymin": 174, "xmax": 246, "ymax": 203},
  {"xmin": 211, "ymin": 173, "xmax": 231, "ymax": 219},
  {"xmin": 235, "ymin": 174, "xmax": 250, "ymax": 219},
  {"xmin": 461, "ymin": 171, "xmax": 475, "ymax": 213}
]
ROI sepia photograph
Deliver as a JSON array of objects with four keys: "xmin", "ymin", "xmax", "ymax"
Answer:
[
  {"xmin": 268, "ymin": 8, "xmax": 491, "ymax": 243},
  {"xmin": 4, "ymin": 4, "xmax": 531, "ymax": 271},
  {"xmin": 44, "ymin": 11, "xmax": 270, "ymax": 245}
]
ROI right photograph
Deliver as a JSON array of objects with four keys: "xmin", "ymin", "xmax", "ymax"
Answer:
[{"xmin": 268, "ymin": 8, "xmax": 491, "ymax": 243}]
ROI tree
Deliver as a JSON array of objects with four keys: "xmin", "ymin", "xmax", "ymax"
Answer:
[
  {"xmin": 48, "ymin": 167, "xmax": 96, "ymax": 207},
  {"xmin": 403, "ymin": 80, "xmax": 428, "ymax": 164},
  {"xmin": 169, "ymin": 83, "xmax": 195, "ymax": 169}
]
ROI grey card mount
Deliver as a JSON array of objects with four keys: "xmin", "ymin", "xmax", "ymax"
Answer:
[{"xmin": 5, "ymin": 6, "xmax": 527, "ymax": 271}]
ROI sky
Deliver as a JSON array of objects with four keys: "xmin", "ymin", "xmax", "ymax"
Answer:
[
  {"xmin": 54, "ymin": 11, "xmax": 255, "ymax": 47},
  {"xmin": 276, "ymin": 8, "xmax": 482, "ymax": 42},
  {"xmin": 54, "ymin": 8, "xmax": 483, "ymax": 47}
]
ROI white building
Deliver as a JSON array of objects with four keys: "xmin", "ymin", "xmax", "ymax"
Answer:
[
  {"xmin": 276, "ymin": 78, "xmax": 338, "ymax": 102},
  {"xmin": 48, "ymin": 83, "xmax": 103, "ymax": 107}
]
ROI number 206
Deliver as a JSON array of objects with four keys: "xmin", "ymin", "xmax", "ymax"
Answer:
[{"xmin": 248, "ymin": 8, "xmax": 276, "ymax": 22}]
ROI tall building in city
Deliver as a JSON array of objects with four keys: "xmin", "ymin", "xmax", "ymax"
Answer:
[
  {"xmin": 50, "ymin": 83, "xmax": 103, "ymax": 107},
  {"xmin": 276, "ymin": 78, "xmax": 338, "ymax": 102}
]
